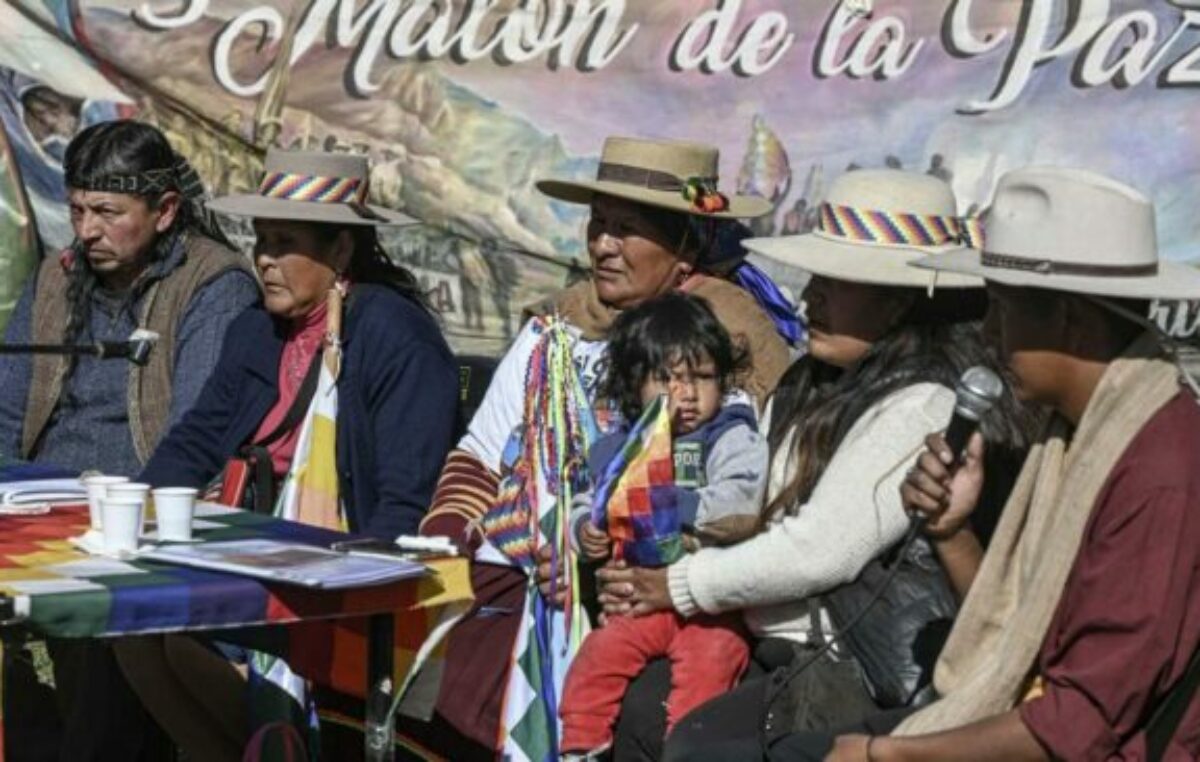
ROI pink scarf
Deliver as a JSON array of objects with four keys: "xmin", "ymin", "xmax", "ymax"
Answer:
[{"xmin": 252, "ymin": 299, "xmax": 328, "ymax": 477}]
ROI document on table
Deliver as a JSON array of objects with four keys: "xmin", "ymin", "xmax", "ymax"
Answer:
[{"xmin": 140, "ymin": 538, "xmax": 429, "ymax": 589}]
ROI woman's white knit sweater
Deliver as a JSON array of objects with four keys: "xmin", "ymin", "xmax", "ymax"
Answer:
[{"xmin": 667, "ymin": 382, "xmax": 955, "ymax": 643}]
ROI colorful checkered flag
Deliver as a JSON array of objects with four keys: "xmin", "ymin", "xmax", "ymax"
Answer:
[{"xmin": 590, "ymin": 396, "xmax": 683, "ymax": 567}]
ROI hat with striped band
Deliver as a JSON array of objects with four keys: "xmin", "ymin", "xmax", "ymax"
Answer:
[
  {"xmin": 208, "ymin": 149, "xmax": 416, "ymax": 227},
  {"xmin": 912, "ymin": 166, "xmax": 1200, "ymax": 300},
  {"xmin": 744, "ymin": 169, "xmax": 983, "ymax": 289}
]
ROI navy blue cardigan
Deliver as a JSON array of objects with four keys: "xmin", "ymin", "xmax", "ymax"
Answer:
[{"xmin": 140, "ymin": 284, "xmax": 459, "ymax": 539}]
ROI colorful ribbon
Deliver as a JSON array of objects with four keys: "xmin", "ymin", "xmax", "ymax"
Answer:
[
  {"xmin": 732, "ymin": 261, "xmax": 805, "ymax": 346},
  {"xmin": 818, "ymin": 201, "xmax": 983, "ymax": 249},
  {"xmin": 258, "ymin": 171, "xmax": 367, "ymax": 205},
  {"xmin": 479, "ymin": 316, "xmax": 597, "ymax": 759}
]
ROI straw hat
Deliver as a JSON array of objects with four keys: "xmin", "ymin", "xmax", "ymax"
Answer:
[
  {"xmin": 744, "ymin": 169, "xmax": 982, "ymax": 289},
  {"xmin": 912, "ymin": 167, "xmax": 1200, "ymax": 300},
  {"xmin": 208, "ymin": 149, "xmax": 415, "ymax": 226},
  {"xmin": 537, "ymin": 136, "xmax": 771, "ymax": 220}
]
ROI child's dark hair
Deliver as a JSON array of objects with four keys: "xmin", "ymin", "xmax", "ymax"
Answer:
[{"xmin": 601, "ymin": 293, "xmax": 751, "ymax": 421}]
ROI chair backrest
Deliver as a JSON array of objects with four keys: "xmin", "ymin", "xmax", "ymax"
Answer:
[
  {"xmin": 455, "ymin": 354, "xmax": 499, "ymax": 437},
  {"xmin": 1146, "ymin": 639, "xmax": 1200, "ymax": 760}
]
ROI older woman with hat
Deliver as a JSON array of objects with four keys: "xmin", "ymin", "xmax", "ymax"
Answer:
[
  {"xmin": 409, "ymin": 136, "xmax": 793, "ymax": 758},
  {"xmin": 113, "ymin": 149, "xmax": 458, "ymax": 762},
  {"xmin": 596, "ymin": 169, "xmax": 1034, "ymax": 761},
  {"xmin": 138, "ymin": 148, "xmax": 458, "ymax": 537}
]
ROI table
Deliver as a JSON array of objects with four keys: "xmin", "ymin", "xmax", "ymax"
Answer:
[{"xmin": 0, "ymin": 502, "xmax": 472, "ymax": 760}]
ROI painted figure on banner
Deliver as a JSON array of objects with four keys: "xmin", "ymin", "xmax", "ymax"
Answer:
[{"xmin": 738, "ymin": 115, "xmax": 792, "ymax": 237}]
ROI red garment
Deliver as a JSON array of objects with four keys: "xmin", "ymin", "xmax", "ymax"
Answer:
[
  {"xmin": 560, "ymin": 611, "xmax": 749, "ymax": 753},
  {"xmin": 251, "ymin": 299, "xmax": 328, "ymax": 477},
  {"xmin": 1019, "ymin": 392, "xmax": 1200, "ymax": 761}
]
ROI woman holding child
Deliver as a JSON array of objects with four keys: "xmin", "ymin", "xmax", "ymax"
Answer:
[
  {"xmin": 413, "ymin": 136, "xmax": 794, "ymax": 758},
  {"xmin": 599, "ymin": 169, "xmax": 1033, "ymax": 760},
  {"xmin": 560, "ymin": 292, "xmax": 770, "ymax": 758}
]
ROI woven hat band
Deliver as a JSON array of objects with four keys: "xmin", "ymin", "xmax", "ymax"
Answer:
[
  {"xmin": 597, "ymin": 161, "xmax": 717, "ymax": 192},
  {"xmin": 595, "ymin": 162, "xmax": 730, "ymax": 214},
  {"xmin": 818, "ymin": 202, "xmax": 983, "ymax": 249},
  {"xmin": 980, "ymin": 251, "xmax": 1159, "ymax": 277},
  {"xmin": 258, "ymin": 171, "xmax": 368, "ymax": 205}
]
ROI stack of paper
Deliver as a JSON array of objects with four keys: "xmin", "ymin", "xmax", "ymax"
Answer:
[
  {"xmin": 0, "ymin": 478, "xmax": 86, "ymax": 514},
  {"xmin": 141, "ymin": 538, "xmax": 428, "ymax": 589}
]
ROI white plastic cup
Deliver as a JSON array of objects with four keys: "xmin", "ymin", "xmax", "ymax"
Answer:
[
  {"xmin": 101, "ymin": 497, "xmax": 144, "ymax": 552},
  {"xmin": 106, "ymin": 482, "xmax": 151, "ymax": 506},
  {"xmin": 152, "ymin": 487, "xmax": 198, "ymax": 541},
  {"xmin": 81, "ymin": 475, "xmax": 130, "ymax": 531}
]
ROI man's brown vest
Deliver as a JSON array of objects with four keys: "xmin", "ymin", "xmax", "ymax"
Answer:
[{"xmin": 21, "ymin": 234, "xmax": 250, "ymax": 465}]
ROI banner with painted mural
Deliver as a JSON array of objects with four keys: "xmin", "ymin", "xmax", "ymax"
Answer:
[{"xmin": 3, "ymin": 0, "xmax": 1200, "ymax": 349}]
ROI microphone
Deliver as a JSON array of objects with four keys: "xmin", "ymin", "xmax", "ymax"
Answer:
[
  {"xmin": 943, "ymin": 366, "xmax": 1004, "ymax": 463},
  {"xmin": 0, "ymin": 329, "xmax": 159, "ymax": 366},
  {"xmin": 904, "ymin": 366, "xmax": 1003, "ymax": 541},
  {"xmin": 102, "ymin": 329, "xmax": 159, "ymax": 366}
]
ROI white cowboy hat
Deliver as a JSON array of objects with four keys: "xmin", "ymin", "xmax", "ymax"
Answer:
[
  {"xmin": 537, "ymin": 136, "xmax": 772, "ymax": 220},
  {"xmin": 912, "ymin": 167, "xmax": 1200, "ymax": 300},
  {"xmin": 743, "ymin": 169, "xmax": 982, "ymax": 289},
  {"xmin": 209, "ymin": 149, "xmax": 415, "ymax": 227}
]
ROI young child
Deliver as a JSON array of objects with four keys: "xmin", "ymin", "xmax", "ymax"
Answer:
[{"xmin": 559, "ymin": 292, "xmax": 769, "ymax": 757}]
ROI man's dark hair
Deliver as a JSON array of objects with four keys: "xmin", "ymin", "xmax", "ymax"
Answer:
[
  {"xmin": 600, "ymin": 292, "xmax": 750, "ymax": 422},
  {"xmin": 65, "ymin": 120, "xmax": 175, "ymax": 196}
]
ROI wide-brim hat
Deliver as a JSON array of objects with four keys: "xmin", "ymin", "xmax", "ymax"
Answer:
[
  {"xmin": 912, "ymin": 167, "xmax": 1200, "ymax": 300},
  {"xmin": 744, "ymin": 169, "xmax": 982, "ymax": 289},
  {"xmin": 208, "ymin": 149, "xmax": 415, "ymax": 227},
  {"xmin": 536, "ymin": 136, "xmax": 772, "ymax": 220}
]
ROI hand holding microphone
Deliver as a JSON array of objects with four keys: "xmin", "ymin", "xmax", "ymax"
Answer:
[{"xmin": 901, "ymin": 367, "xmax": 1002, "ymax": 540}]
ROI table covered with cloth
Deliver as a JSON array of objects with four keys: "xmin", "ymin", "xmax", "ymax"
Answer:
[{"xmin": 0, "ymin": 500, "xmax": 472, "ymax": 758}]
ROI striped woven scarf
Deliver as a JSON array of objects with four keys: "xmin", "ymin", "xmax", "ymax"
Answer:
[{"xmin": 274, "ymin": 285, "xmax": 346, "ymax": 532}]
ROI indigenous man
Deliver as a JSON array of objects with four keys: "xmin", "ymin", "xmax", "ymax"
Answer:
[
  {"xmin": 0, "ymin": 119, "xmax": 258, "ymax": 474},
  {"xmin": 0, "ymin": 119, "xmax": 258, "ymax": 762}
]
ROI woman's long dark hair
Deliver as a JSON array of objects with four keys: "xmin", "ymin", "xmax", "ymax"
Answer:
[
  {"xmin": 311, "ymin": 223, "xmax": 429, "ymax": 310},
  {"xmin": 764, "ymin": 289, "xmax": 1036, "ymax": 523}
]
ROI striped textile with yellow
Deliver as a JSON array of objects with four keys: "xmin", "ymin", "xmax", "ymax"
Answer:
[{"xmin": 276, "ymin": 284, "xmax": 347, "ymax": 532}]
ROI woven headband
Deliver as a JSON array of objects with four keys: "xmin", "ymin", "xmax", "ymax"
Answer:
[
  {"xmin": 70, "ymin": 154, "xmax": 210, "ymax": 203},
  {"xmin": 596, "ymin": 161, "xmax": 731, "ymax": 213},
  {"xmin": 818, "ymin": 201, "xmax": 983, "ymax": 249}
]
